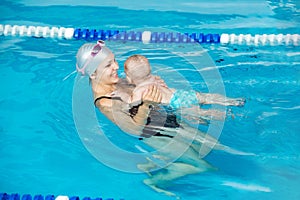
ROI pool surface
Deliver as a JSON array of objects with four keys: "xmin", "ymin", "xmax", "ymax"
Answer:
[{"xmin": 0, "ymin": 0, "xmax": 300, "ymax": 200}]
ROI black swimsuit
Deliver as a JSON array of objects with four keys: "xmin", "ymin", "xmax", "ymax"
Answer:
[
  {"xmin": 94, "ymin": 96, "xmax": 178, "ymax": 139},
  {"xmin": 94, "ymin": 96, "xmax": 123, "ymax": 105}
]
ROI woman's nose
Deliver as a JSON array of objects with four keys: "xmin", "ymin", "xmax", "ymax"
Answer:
[{"xmin": 113, "ymin": 61, "xmax": 119, "ymax": 70}]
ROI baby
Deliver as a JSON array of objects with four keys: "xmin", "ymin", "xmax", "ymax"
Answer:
[
  {"xmin": 123, "ymin": 55, "xmax": 174, "ymax": 107},
  {"xmin": 121, "ymin": 54, "xmax": 245, "ymax": 112}
]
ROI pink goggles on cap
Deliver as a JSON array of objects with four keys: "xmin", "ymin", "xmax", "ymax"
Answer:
[{"xmin": 76, "ymin": 40, "xmax": 106, "ymax": 76}]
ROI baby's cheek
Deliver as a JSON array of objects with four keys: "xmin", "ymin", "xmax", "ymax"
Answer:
[{"xmin": 126, "ymin": 76, "xmax": 132, "ymax": 83}]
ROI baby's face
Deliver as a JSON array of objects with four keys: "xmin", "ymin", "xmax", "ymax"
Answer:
[{"xmin": 126, "ymin": 73, "xmax": 133, "ymax": 84}]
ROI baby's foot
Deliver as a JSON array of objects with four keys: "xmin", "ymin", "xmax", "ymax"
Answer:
[
  {"xmin": 235, "ymin": 98, "xmax": 246, "ymax": 107},
  {"xmin": 226, "ymin": 98, "xmax": 246, "ymax": 107}
]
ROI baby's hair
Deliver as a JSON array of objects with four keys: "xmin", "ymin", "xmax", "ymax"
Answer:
[{"xmin": 124, "ymin": 54, "xmax": 151, "ymax": 81}]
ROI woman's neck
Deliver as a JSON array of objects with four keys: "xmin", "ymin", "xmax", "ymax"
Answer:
[{"xmin": 92, "ymin": 81, "xmax": 116, "ymax": 96}]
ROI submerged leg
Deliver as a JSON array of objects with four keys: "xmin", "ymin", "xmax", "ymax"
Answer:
[
  {"xmin": 177, "ymin": 123, "xmax": 255, "ymax": 156},
  {"xmin": 143, "ymin": 161, "xmax": 212, "ymax": 198},
  {"xmin": 140, "ymin": 131, "xmax": 217, "ymax": 197},
  {"xmin": 149, "ymin": 122, "xmax": 253, "ymax": 157},
  {"xmin": 137, "ymin": 157, "xmax": 157, "ymax": 176}
]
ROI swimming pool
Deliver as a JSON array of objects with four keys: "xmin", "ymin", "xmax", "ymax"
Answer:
[{"xmin": 0, "ymin": 0, "xmax": 300, "ymax": 199}]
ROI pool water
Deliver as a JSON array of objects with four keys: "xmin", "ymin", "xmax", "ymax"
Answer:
[{"xmin": 0, "ymin": 0, "xmax": 300, "ymax": 200}]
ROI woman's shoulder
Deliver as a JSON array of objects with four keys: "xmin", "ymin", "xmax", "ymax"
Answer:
[
  {"xmin": 94, "ymin": 94, "xmax": 126, "ymax": 108},
  {"xmin": 95, "ymin": 97, "xmax": 112, "ymax": 107}
]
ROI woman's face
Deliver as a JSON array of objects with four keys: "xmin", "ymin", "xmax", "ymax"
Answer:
[{"xmin": 94, "ymin": 53, "xmax": 119, "ymax": 84}]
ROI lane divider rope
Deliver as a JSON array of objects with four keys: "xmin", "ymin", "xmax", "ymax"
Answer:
[
  {"xmin": 1, "ymin": 24, "xmax": 299, "ymax": 46},
  {"xmin": 0, "ymin": 193, "xmax": 124, "ymax": 200}
]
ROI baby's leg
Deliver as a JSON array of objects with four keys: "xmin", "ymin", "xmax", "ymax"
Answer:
[
  {"xmin": 199, "ymin": 109, "xmax": 226, "ymax": 120},
  {"xmin": 196, "ymin": 92, "xmax": 245, "ymax": 107},
  {"xmin": 180, "ymin": 106, "xmax": 226, "ymax": 121}
]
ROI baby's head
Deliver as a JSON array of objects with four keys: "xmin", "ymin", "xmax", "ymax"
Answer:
[{"xmin": 124, "ymin": 54, "xmax": 151, "ymax": 84}]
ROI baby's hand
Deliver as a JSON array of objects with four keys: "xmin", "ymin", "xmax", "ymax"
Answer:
[{"xmin": 153, "ymin": 75, "xmax": 168, "ymax": 88}]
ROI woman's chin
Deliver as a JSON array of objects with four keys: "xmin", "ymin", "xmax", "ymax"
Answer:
[{"xmin": 112, "ymin": 77, "xmax": 119, "ymax": 83}]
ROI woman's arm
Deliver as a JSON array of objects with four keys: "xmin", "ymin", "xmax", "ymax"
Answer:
[
  {"xmin": 98, "ymin": 102, "xmax": 147, "ymax": 136},
  {"xmin": 132, "ymin": 84, "xmax": 162, "ymax": 125},
  {"xmin": 97, "ymin": 85, "xmax": 162, "ymax": 136}
]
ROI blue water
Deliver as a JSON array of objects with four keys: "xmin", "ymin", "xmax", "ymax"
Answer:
[{"xmin": 0, "ymin": 0, "xmax": 300, "ymax": 200}]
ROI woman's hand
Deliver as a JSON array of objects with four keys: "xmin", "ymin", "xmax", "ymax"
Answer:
[
  {"xmin": 142, "ymin": 85, "xmax": 162, "ymax": 104},
  {"xmin": 153, "ymin": 75, "xmax": 168, "ymax": 88}
]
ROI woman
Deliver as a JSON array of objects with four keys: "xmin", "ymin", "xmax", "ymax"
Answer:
[{"xmin": 75, "ymin": 40, "xmax": 242, "ymax": 197}]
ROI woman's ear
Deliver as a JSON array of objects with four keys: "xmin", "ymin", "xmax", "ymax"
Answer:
[{"xmin": 90, "ymin": 72, "xmax": 97, "ymax": 80}]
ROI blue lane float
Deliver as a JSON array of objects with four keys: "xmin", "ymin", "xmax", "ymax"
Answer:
[
  {"xmin": 0, "ymin": 193, "xmax": 124, "ymax": 200},
  {"xmin": 0, "ymin": 24, "xmax": 299, "ymax": 46},
  {"xmin": 72, "ymin": 28, "xmax": 220, "ymax": 43}
]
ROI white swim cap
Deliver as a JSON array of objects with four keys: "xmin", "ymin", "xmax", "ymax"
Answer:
[{"xmin": 76, "ymin": 40, "xmax": 112, "ymax": 76}]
